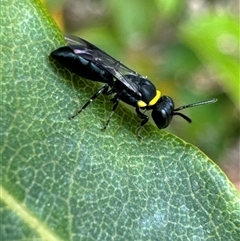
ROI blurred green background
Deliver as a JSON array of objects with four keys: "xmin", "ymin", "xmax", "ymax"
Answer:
[{"xmin": 43, "ymin": 0, "xmax": 239, "ymax": 189}]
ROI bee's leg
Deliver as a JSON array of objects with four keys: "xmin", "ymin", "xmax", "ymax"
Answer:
[
  {"xmin": 135, "ymin": 108, "xmax": 149, "ymax": 139},
  {"xmin": 102, "ymin": 95, "xmax": 119, "ymax": 130},
  {"xmin": 69, "ymin": 84, "xmax": 109, "ymax": 119}
]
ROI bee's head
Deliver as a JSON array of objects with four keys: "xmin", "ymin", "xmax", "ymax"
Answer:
[{"xmin": 152, "ymin": 96, "xmax": 217, "ymax": 129}]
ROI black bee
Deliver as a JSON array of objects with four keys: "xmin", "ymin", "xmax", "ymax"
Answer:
[{"xmin": 50, "ymin": 35, "xmax": 217, "ymax": 137}]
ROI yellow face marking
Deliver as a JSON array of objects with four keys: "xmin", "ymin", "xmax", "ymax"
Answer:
[
  {"xmin": 148, "ymin": 90, "xmax": 161, "ymax": 106},
  {"xmin": 137, "ymin": 100, "xmax": 147, "ymax": 108}
]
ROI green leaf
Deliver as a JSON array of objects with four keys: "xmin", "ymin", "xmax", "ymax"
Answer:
[
  {"xmin": 1, "ymin": 0, "xmax": 239, "ymax": 240},
  {"xmin": 180, "ymin": 13, "xmax": 239, "ymax": 106}
]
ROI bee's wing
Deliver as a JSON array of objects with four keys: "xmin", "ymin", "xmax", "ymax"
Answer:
[{"xmin": 65, "ymin": 35, "xmax": 141, "ymax": 95}]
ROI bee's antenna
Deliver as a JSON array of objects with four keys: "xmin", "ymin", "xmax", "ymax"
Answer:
[
  {"xmin": 173, "ymin": 98, "xmax": 218, "ymax": 123},
  {"xmin": 174, "ymin": 98, "xmax": 218, "ymax": 112}
]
